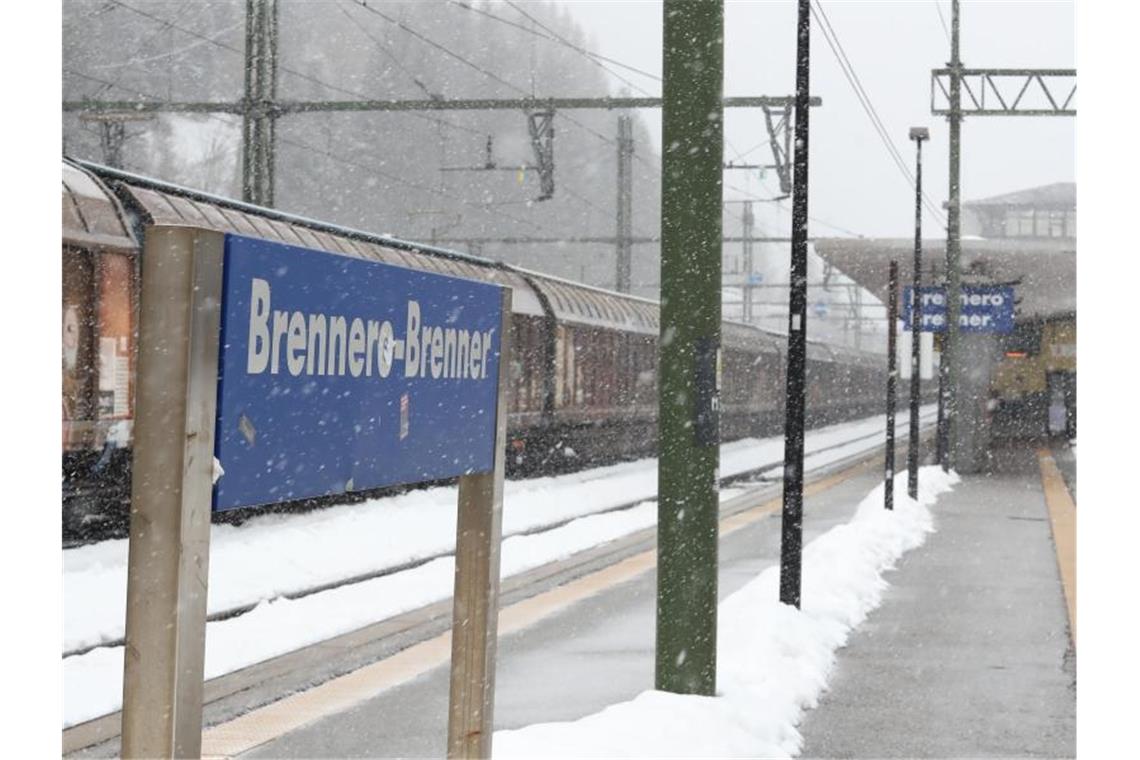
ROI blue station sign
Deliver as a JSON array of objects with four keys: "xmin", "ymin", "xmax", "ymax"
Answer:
[
  {"xmin": 902, "ymin": 285, "xmax": 1014, "ymax": 334},
  {"xmin": 212, "ymin": 234, "xmax": 505, "ymax": 511}
]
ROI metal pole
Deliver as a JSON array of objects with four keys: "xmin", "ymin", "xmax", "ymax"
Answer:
[
  {"xmin": 242, "ymin": 0, "xmax": 255, "ymax": 203},
  {"xmin": 264, "ymin": 0, "xmax": 278, "ymax": 207},
  {"xmin": 885, "ymin": 260, "xmax": 899, "ymax": 510},
  {"xmin": 780, "ymin": 0, "xmax": 811, "ymax": 609},
  {"xmin": 241, "ymin": 0, "xmax": 277, "ymax": 206},
  {"xmin": 743, "ymin": 201, "xmax": 754, "ymax": 322},
  {"xmin": 944, "ymin": 0, "xmax": 963, "ymax": 469},
  {"xmin": 616, "ymin": 114, "xmax": 634, "ymax": 292},
  {"xmin": 446, "ymin": 288, "xmax": 511, "ymax": 760},
  {"xmin": 908, "ymin": 129, "xmax": 928, "ymax": 499},
  {"xmin": 121, "ymin": 227, "xmax": 224, "ymax": 758},
  {"xmin": 656, "ymin": 0, "xmax": 723, "ymax": 696},
  {"xmin": 937, "ymin": 334, "xmax": 948, "ymax": 470}
]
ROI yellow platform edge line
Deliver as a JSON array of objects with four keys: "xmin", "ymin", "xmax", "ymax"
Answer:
[
  {"xmin": 1037, "ymin": 448, "xmax": 1076, "ymax": 647},
  {"xmin": 199, "ymin": 461, "xmax": 866, "ymax": 758}
]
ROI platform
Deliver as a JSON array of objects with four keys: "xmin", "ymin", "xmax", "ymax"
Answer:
[
  {"xmin": 160, "ymin": 439, "xmax": 1072, "ymax": 759},
  {"xmin": 798, "ymin": 441, "xmax": 1076, "ymax": 757}
]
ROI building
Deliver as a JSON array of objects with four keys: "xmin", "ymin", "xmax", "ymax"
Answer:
[{"xmin": 961, "ymin": 182, "xmax": 1075, "ymax": 240}]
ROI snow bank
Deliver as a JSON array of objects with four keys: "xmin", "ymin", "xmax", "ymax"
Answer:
[
  {"xmin": 63, "ymin": 410, "xmax": 937, "ymax": 728},
  {"xmin": 493, "ymin": 466, "xmax": 959, "ymax": 759},
  {"xmin": 63, "ymin": 408, "xmax": 935, "ymax": 655}
]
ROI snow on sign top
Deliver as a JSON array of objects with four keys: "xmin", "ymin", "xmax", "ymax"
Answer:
[{"xmin": 213, "ymin": 233, "xmax": 505, "ymax": 512}]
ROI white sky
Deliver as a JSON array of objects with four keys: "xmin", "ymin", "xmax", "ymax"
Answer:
[{"xmin": 559, "ymin": 0, "xmax": 1076, "ymax": 239}]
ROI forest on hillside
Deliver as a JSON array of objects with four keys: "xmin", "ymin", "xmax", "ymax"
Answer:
[{"xmin": 63, "ymin": 0, "xmax": 665, "ymax": 295}]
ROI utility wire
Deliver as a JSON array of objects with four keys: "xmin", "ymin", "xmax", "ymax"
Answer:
[
  {"xmin": 249, "ymin": 130, "xmax": 553, "ymax": 232},
  {"xmin": 934, "ymin": 1, "xmax": 953, "ymax": 45},
  {"xmin": 349, "ymin": 0, "xmax": 642, "ymax": 162},
  {"xmin": 90, "ymin": 3, "xmax": 199, "ymax": 97},
  {"xmin": 335, "ymin": 2, "xmax": 438, "ymax": 99},
  {"xmin": 332, "ymin": 2, "xmax": 491, "ymax": 137},
  {"xmin": 106, "ymin": 0, "xmax": 485, "ymax": 137},
  {"xmin": 447, "ymin": 0, "xmax": 661, "ymax": 85},
  {"xmin": 66, "ymin": 65, "xmax": 552, "ymax": 235},
  {"xmin": 810, "ymin": 1, "xmax": 946, "ymax": 225},
  {"xmin": 501, "ymin": 0, "xmax": 654, "ymax": 97}
]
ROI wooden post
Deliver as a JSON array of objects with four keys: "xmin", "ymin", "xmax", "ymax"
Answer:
[
  {"xmin": 447, "ymin": 287, "xmax": 512, "ymax": 759},
  {"xmin": 121, "ymin": 227, "xmax": 224, "ymax": 758}
]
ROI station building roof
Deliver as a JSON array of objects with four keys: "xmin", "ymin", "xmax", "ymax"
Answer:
[
  {"xmin": 962, "ymin": 182, "xmax": 1075, "ymax": 211},
  {"xmin": 812, "ymin": 235, "xmax": 1074, "ymax": 322}
]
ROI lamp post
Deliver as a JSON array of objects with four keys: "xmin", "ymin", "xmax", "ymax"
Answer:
[{"xmin": 907, "ymin": 127, "xmax": 929, "ymax": 500}]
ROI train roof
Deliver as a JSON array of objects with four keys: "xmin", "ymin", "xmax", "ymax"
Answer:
[
  {"xmin": 62, "ymin": 162, "xmax": 136, "ymax": 252},
  {"xmin": 64, "ymin": 158, "xmax": 884, "ymax": 357}
]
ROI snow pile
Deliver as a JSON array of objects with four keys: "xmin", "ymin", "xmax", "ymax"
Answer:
[
  {"xmin": 493, "ymin": 466, "xmax": 958, "ymax": 759},
  {"xmin": 62, "ymin": 409, "xmax": 938, "ymax": 728},
  {"xmin": 63, "ymin": 407, "xmax": 936, "ymax": 654}
]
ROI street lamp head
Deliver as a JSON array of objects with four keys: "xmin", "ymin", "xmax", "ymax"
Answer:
[{"xmin": 909, "ymin": 126, "xmax": 930, "ymax": 142}]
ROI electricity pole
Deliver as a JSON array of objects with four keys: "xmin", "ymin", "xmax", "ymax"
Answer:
[
  {"xmin": 780, "ymin": 0, "xmax": 812, "ymax": 609},
  {"xmin": 942, "ymin": 0, "xmax": 962, "ymax": 471},
  {"xmin": 615, "ymin": 114, "xmax": 634, "ymax": 292},
  {"xmin": 908, "ymin": 127, "xmax": 929, "ymax": 499},
  {"xmin": 656, "ymin": 0, "xmax": 723, "ymax": 697},
  {"xmin": 885, "ymin": 260, "xmax": 899, "ymax": 511},
  {"xmin": 242, "ymin": 0, "xmax": 278, "ymax": 206},
  {"xmin": 933, "ymin": 0, "xmax": 1075, "ymax": 469},
  {"xmin": 742, "ymin": 201, "xmax": 755, "ymax": 322}
]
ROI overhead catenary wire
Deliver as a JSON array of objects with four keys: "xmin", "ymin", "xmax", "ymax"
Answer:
[
  {"xmin": 501, "ymin": 0, "xmax": 655, "ymax": 97},
  {"xmin": 80, "ymin": 1, "xmax": 631, "ymax": 233},
  {"xmin": 935, "ymin": 1, "xmax": 953, "ymax": 45},
  {"xmin": 106, "ymin": 0, "xmax": 486, "ymax": 137},
  {"xmin": 446, "ymin": 0, "xmax": 662, "ymax": 88},
  {"xmin": 347, "ymin": 0, "xmax": 650, "ymax": 168},
  {"xmin": 68, "ymin": 66, "xmax": 559, "ymax": 235},
  {"xmin": 810, "ymin": 1, "xmax": 946, "ymax": 226},
  {"xmin": 261, "ymin": 133, "xmax": 552, "ymax": 232}
]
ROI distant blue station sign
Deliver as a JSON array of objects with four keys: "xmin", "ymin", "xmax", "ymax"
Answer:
[
  {"xmin": 213, "ymin": 233, "xmax": 505, "ymax": 511},
  {"xmin": 902, "ymin": 285, "xmax": 1015, "ymax": 334}
]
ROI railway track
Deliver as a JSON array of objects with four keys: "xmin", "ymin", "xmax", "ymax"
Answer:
[
  {"xmin": 64, "ymin": 418, "xmax": 926, "ymax": 659},
  {"xmin": 63, "ymin": 417, "xmax": 936, "ymax": 756}
]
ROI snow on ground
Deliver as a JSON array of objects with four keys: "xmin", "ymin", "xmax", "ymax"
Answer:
[
  {"xmin": 493, "ymin": 466, "xmax": 959, "ymax": 759},
  {"xmin": 62, "ymin": 407, "xmax": 935, "ymax": 728},
  {"xmin": 64, "ymin": 406, "xmax": 935, "ymax": 655}
]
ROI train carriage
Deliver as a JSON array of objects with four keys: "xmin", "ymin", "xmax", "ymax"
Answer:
[{"xmin": 61, "ymin": 157, "xmax": 890, "ymax": 537}]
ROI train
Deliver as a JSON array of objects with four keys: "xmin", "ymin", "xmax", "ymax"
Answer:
[
  {"xmin": 991, "ymin": 313, "xmax": 1076, "ymax": 438},
  {"xmin": 62, "ymin": 157, "xmax": 894, "ymax": 538}
]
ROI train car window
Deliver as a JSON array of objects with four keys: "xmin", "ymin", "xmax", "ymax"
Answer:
[
  {"xmin": 63, "ymin": 247, "xmax": 97, "ymax": 446},
  {"xmin": 510, "ymin": 320, "xmax": 527, "ymax": 412},
  {"xmin": 1002, "ymin": 322, "xmax": 1042, "ymax": 356},
  {"xmin": 554, "ymin": 325, "xmax": 568, "ymax": 408},
  {"xmin": 528, "ymin": 319, "xmax": 544, "ymax": 411},
  {"xmin": 97, "ymin": 252, "xmax": 135, "ymax": 420}
]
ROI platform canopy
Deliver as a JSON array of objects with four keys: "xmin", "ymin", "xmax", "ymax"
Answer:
[{"xmin": 812, "ymin": 236, "xmax": 1075, "ymax": 322}]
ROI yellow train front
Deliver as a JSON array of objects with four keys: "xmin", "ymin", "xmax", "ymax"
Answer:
[{"xmin": 991, "ymin": 315, "xmax": 1075, "ymax": 439}]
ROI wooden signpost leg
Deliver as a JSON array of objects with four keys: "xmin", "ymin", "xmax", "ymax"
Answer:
[
  {"xmin": 447, "ymin": 288, "xmax": 512, "ymax": 760},
  {"xmin": 121, "ymin": 227, "xmax": 223, "ymax": 759}
]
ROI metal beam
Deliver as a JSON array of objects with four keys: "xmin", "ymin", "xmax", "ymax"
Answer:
[
  {"xmin": 430, "ymin": 235, "xmax": 797, "ymax": 245},
  {"xmin": 931, "ymin": 68, "xmax": 1076, "ymax": 116},
  {"xmin": 64, "ymin": 95, "xmax": 820, "ymax": 115}
]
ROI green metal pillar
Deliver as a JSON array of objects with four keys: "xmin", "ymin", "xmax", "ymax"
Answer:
[{"xmin": 656, "ymin": 0, "xmax": 724, "ymax": 696}]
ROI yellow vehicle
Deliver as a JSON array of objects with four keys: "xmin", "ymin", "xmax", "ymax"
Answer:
[{"xmin": 992, "ymin": 314, "xmax": 1075, "ymax": 437}]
